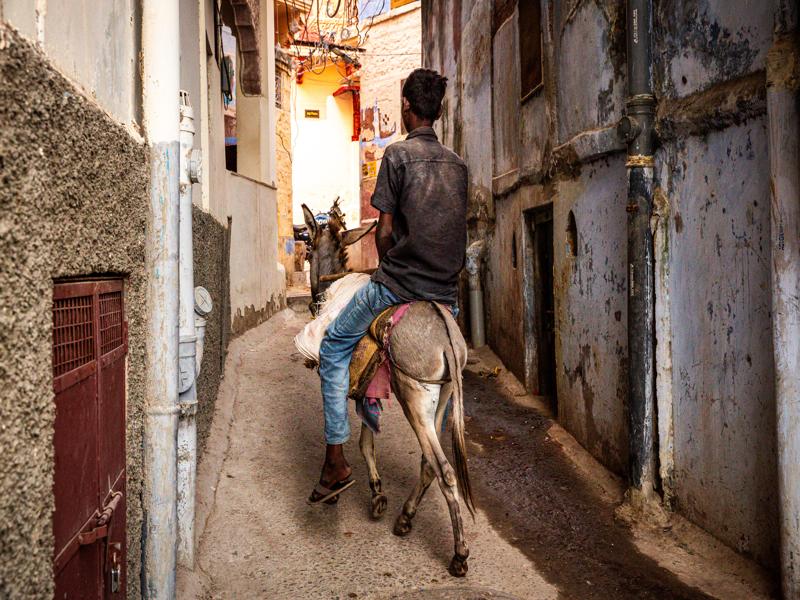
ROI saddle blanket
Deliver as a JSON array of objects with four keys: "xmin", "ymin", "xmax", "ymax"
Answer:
[
  {"xmin": 292, "ymin": 273, "xmax": 411, "ymax": 433},
  {"xmin": 293, "ymin": 273, "xmax": 370, "ymax": 364}
]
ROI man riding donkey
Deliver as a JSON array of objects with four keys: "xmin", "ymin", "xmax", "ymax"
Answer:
[{"xmin": 309, "ymin": 68, "xmax": 468, "ymax": 507}]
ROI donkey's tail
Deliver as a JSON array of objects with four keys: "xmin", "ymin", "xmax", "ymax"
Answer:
[{"xmin": 434, "ymin": 303, "xmax": 475, "ymax": 518}]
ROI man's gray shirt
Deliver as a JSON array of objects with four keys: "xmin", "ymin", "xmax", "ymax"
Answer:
[{"xmin": 370, "ymin": 126, "xmax": 468, "ymax": 305}]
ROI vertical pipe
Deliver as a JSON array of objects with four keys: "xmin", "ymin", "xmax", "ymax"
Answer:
[
  {"xmin": 141, "ymin": 0, "xmax": 181, "ymax": 596},
  {"xmin": 625, "ymin": 0, "xmax": 657, "ymax": 492},
  {"xmin": 767, "ymin": 3, "xmax": 800, "ymax": 596},
  {"xmin": 466, "ymin": 240, "xmax": 486, "ymax": 348},
  {"xmin": 177, "ymin": 92, "xmax": 199, "ymax": 568}
]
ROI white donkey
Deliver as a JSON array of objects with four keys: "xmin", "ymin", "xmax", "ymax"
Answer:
[{"xmin": 302, "ymin": 203, "xmax": 475, "ymax": 577}]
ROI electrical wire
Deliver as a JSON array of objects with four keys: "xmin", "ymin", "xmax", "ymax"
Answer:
[{"xmin": 327, "ymin": 0, "xmax": 343, "ymax": 21}]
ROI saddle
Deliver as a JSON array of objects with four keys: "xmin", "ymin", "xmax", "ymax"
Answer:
[{"xmin": 347, "ymin": 305, "xmax": 402, "ymax": 401}]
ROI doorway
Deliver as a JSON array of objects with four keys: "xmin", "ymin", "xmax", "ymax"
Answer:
[
  {"xmin": 52, "ymin": 279, "xmax": 127, "ymax": 598},
  {"xmin": 523, "ymin": 206, "xmax": 557, "ymax": 415}
]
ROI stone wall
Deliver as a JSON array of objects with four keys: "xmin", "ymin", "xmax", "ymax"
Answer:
[
  {"xmin": 192, "ymin": 206, "xmax": 231, "ymax": 456},
  {"xmin": 0, "ymin": 27, "xmax": 149, "ymax": 598},
  {"xmin": 423, "ymin": 0, "xmax": 781, "ymax": 568}
]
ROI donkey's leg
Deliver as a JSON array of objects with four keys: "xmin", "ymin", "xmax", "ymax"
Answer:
[
  {"xmin": 395, "ymin": 377, "xmax": 469, "ymax": 577},
  {"xmin": 393, "ymin": 383, "xmax": 452, "ymax": 537},
  {"xmin": 427, "ymin": 422, "xmax": 470, "ymax": 577},
  {"xmin": 393, "ymin": 455, "xmax": 435, "ymax": 537},
  {"xmin": 359, "ymin": 423, "xmax": 387, "ymax": 519}
]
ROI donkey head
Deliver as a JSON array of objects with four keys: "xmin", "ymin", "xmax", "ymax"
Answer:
[{"xmin": 302, "ymin": 201, "xmax": 375, "ymax": 307}]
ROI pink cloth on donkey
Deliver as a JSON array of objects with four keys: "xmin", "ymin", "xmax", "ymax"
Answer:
[{"xmin": 355, "ymin": 302, "xmax": 414, "ymax": 433}]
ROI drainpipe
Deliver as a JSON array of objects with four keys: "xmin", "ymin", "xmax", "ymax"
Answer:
[
  {"xmin": 767, "ymin": 3, "xmax": 800, "ymax": 596},
  {"xmin": 177, "ymin": 91, "xmax": 203, "ymax": 568},
  {"xmin": 619, "ymin": 0, "xmax": 657, "ymax": 495},
  {"xmin": 142, "ymin": 0, "xmax": 180, "ymax": 596},
  {"xmin": 465, "ymin": 240, "xmax": 486, "ymax": 348}
]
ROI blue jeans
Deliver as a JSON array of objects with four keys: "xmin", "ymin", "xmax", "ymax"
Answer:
[{"xmin": 319, "ymin": 280, "xmax": 401, "ymax": 444}]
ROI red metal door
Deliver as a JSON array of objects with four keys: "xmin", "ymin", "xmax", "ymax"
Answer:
[{"xmin": 53, "ymin": 280, "xmax": 127, "ymax": 599}]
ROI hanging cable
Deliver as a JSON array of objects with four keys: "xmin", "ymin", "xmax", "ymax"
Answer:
[{"xmin": 326, "ymin": 0, "xmax": 342, "ymax": 18}]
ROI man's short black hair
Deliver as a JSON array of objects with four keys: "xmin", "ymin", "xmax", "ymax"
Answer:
[{"xmin": 402, "ymin": 68, "xmax": 447, "ymax": 121}]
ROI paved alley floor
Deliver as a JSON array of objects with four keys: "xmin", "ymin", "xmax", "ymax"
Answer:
[{"xmin": 178, "ymin": 310, "xmax": 775, "ymax": 600}]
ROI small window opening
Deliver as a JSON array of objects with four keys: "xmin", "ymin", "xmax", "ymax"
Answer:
[
  {"xmin": 512, "ymin": 230, "xmax": 518, "ymax": 269},
  {"xmin": 221, "ymin": 23, "xmax": 238, "ymax": 172},
  {"xmin": 518, "ymin": 0, "xmax": 543, "ymax": 101},
  {"xmin": 566, "ymin": 210, "xmax": 578, "ymax": 257}
]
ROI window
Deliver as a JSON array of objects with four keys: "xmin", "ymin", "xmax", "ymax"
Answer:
[
  {"xmin": 221, "ymin": 24, "xmax": 238, "ymax": 172},
  {"xmin": 566, "ymin": 210, "xmax": 578, "ymax": 257},
  {"xmin": 518, "ymin": 0, "xmax": 543, "ymax": 101}
]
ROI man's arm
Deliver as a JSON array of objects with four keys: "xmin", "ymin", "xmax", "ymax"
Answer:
[{"xmin": 375, "ymin": 211, "xmax": 394, "ymax": 261}]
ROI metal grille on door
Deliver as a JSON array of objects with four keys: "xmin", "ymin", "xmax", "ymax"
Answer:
[{"xmin": 53, "ymin": 280, "xmax": 127, "ymax": 598}]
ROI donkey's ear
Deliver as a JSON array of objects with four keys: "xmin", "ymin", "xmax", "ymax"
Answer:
[
  {"xmin": 342, "ymin": 221, "xmax": 377, "ymax": 247},
  {"xmin": 301, "ymin": 204, "xmax": 317, "ymax": 236}
]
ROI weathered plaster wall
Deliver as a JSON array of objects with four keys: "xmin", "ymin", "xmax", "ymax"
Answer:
[
  {"xmin": 204, "ymin": 7, "xmax": 286, "ymax": 336},
  {"xmin": 1, "ymin": 0, "xmax": 142, "ymax": 128},
  {"xmin": 483, "ymin": 191, "xmax": 527, "ymax": 379},
  {"xmin": 275, "ymin": 49, "xmax": 296, "ymax": 281},
  {"xmin": 554, "ymin": 157, "xmax": 629, "ymax": 475},
  {"xmin": 358, "ymin": 2, "xmax": 421, "ymax": 270},
  {"xmin": 492, "ymin": 12, "xmax": 520, "ymax": 182},
  {"xmin": 654, "ymin": 0, "xmax": 773, "ymax": 100},
  {"xmin": 657, "ymin": 121, "xmax": 777, "ymax": 566},
  {"xmin": 192, "ymin": 206, "xmax": 231, "ymax": 457},
  {"xmin": 652, "ymin": 0, "xmax": 779, "ymax": 568},
  {"xmin": 552, "ymin": 1, "xmax": 625, "ymax": 144},
  {"xmin": 422, "ymin": 0, "xmax": 782, "ymax": 568},
  {"xmin": 228, "ymin": 173, "xmax": 286, "ymax": 335},
  {"xmin": 0, "ymin": 27, "xmax": 149, "ymax": 598}
]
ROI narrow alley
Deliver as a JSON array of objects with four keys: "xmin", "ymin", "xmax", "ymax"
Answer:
[
  {"xmin": 177, "ymin": 309, "xmax": 772, "ymax": 599},
  {"xmin": 2, "ymin": 0, "xmax": 799, "ymax": 598}
]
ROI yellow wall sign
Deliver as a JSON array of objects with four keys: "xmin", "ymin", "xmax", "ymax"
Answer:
[
  {"xmin": 362, "ymin": 161, "xmax": 378, "ymax": 178},
  {"xmin": 304, "ymin": 109, "xmax": 320, "ymax": 119}
]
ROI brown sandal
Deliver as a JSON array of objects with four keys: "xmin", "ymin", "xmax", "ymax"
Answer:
[{"xmin": 307, "ymin": 476, "xmax": 356, "ymax": 505}]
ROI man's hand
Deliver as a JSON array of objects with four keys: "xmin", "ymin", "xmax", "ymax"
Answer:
[{"xmin": 376, "ymin": 211, "xmax": 394, "ymax": 261}]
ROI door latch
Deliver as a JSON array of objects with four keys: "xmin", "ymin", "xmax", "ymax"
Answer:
[{"xmin": 77, "ymin": 491, "xmax": 122, "ymax": 546}]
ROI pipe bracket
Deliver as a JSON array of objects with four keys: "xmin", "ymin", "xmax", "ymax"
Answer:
[
  {"xmin": 626, "ymin": 154, "xmax": 655, "ymax": 168},
  {"xmin": 179, "ymin": 400, "xmax": 198, "ymax": 417}
]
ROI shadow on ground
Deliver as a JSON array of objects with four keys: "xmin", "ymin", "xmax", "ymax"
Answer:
[{"xmin": 462, "ymin": 370, "xmax": 712, "ymax": 600}]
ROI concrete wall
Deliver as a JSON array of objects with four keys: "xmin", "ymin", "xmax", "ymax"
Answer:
[
  {"xmin": 423, "ymin": 0, "xmax": 781, "ymax": 569},
  {"xmin": 0, "ymin": 26, "xmax": 149, "ymax": 598},
  {"xmin": 1, "ymin": 0, "xmax": 141, "ymax": 128}
]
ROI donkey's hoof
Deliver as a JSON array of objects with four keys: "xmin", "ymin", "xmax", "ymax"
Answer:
[
  {"xmin": 448, "ymin": 554, "xmax": 469, "ymax": 577},
  {"xmin": 370, "ymin": 494, "xmax": 388, "ymax": 520},
  {"xmin": 393, "ymin": 514, "xmax": 413, "ymax": 537}
]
